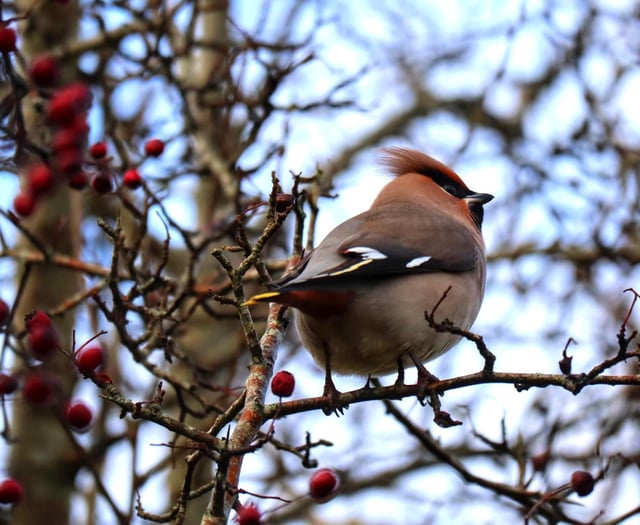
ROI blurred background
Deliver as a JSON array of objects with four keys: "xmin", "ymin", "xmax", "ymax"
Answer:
[{"xmin": 0, "ymin": 0, "xmax": 639, "ymax": 523}]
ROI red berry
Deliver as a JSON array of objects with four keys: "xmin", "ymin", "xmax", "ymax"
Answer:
[
  {"xmin": 531, "ymin": 450, "xmax": 550, "ymax": 472},
  {"xmin": 89, "ymin": 142, "xmax": 107, "ymax": 159},
  {"xmin": 122, "ymin": 168, "xmax": 142, "ymax": 189},
  {"xmin": 0, "ymin": 299, "xmax": 9, "ymax": 326},
  {"xmin": 25, "ymin": 310, "xmax": 52, "ymax": 334},
  {"xmin": 66, "ymin": 115, "xmax": 90, "ymax": 136},
  {"xmin": 309, "ymin": 468, "xmax": 339, "ymax": 502},
  {"xmin": 55, "ymin": 149, "xmax": 83, "ymax": 175},
  {"xmin": 28, "ymin": 324, "xmax": 60, "ymax": 360},
  {"xmin": 25, "ymin": 311, "xmax": 58, "ymax": 361},
  {"xmin": 28, "ymin": 163, "xmax": 55, "ymax": 196},
  {"xmin": 235, "ymin": 502, "xmax": 261, "ymax": 525},
  {"xmin": 47, "ymin": 96, "xmax": 75, "ymax": 127},
  {"xmin": 0, "ymin": 373, "xmax": 17, "ymax": 395},
  {"xmin": 67, "ymin": 172, "xmax": 88, "ymax": 190},
  {"xmin": 61, "ymin": 83, "xmax": 92, "ymax": 111},
  {"xmin": 65, "ymin": 401, "xmax": 93, "ymax": 431},
  {"xmin": 0, "ymin": 27, "xmax": 17, "ymax": 54},
  {"xmin": 29, "ymin": 55, "xmax": 59, "ymax": 87},
  {"xmin": 0, "ymin": 478, "xmax": 24, "ymax": 505},
  {"xmin": 275, "ymin": 193, "xmax": 294, "ymax": 213},
  {"xmin": 144, "ymin": 138, "xmax": 164, "ymax": 157},
  {"xmin": 570, "ymin": 470, "xmax": 595, "ymax": 497},
  {"xmin": 271, "ymin": 370, "xmax": 295, "ymax": 397},
  {"xmin": 75, "ymin": 345, "xmax": 103, "ymax": 373},
  {"xmin": 91, "ymin": 172, "xmax": 113, "ymax": 194},
  {"xmin": 52, "ymin": 129, "xmax": 83, "ymax": 154},
  {"xmin": 47, "ymin": 83, "xmax": 91, "ymax": 126},
  {"xmin": 13, "ymin": 192, "xmax": 36, "ymax": 217},
  {"xmin": 22, "ymin": 371, "xmax": 57, "ymax": 405}
]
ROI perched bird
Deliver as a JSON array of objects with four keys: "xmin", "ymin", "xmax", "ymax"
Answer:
[{"xmin": 247, "ymin": 148, "xmax": 493, "ymax": 379}]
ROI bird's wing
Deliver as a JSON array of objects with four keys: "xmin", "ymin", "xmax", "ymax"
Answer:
[{"xmin": 270, "ymin": 204, "xmax": 482, "ymax": 291}]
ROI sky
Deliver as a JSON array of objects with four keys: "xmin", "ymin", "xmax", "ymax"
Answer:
[{"xmin": 1, "ymin": 0, "xmax": 639, "ymax": 523}]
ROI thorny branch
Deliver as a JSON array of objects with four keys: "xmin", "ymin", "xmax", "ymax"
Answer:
[{"xmin": 1, "ymin": 2, "xmax": 639, "ymax": 525}]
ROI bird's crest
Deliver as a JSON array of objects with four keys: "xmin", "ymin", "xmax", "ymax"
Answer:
[{"xmin": 380, "ymin": 147, "xmax": 468, "ymax": 189}]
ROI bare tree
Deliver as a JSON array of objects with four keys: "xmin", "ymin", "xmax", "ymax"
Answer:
[{"xmin": 0, "ymin": 1, "xmax": 637, "ymax": 524}]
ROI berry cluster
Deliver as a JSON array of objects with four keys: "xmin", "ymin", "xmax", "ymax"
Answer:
[
  {"xmin": 7, "ymin": 43, "xmax": 166, "ymax": 217},
  {"xmin": 0, "ymin": 302, "xmax": 108, "ymax": 507},
  {"xmin": 26, "ymin": 310, "xmax": 60, "ymax": 361},
  {"xmin": 0, "ymin": 298, "xmax": 27, "ymax": 511},
  {"xmin": 0, "ymin": 25, "xmax": 169, "ymax": 508},
  {"xmin": 16, "ymin": 310, "xmax": 105, "ymax": 405},
  {"xmin": 13, "ymin": 66, "xmax": 95, "ymax": 215}
]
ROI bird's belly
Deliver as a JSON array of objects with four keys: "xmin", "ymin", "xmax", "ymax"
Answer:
[{"xmin": 294, "ymin": 275, "xmax": 482, "ymax": 377}]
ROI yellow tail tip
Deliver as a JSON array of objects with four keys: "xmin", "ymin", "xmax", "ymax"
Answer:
[{"xmin": 243, "ymin": 291, "xmax": 281, "ymax": 306}]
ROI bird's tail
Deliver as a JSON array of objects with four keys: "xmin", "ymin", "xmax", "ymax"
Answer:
[{"xmin": 244, "ymin": 289, "xmax": 353, "ymax": 318}]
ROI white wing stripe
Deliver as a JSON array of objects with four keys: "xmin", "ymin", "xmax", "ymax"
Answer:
[
  {"xmin": 406, "ymin": 256, "xmax": 432, "ymax": 268},
  {"xmin": 344, "ymin": 246, "xmax": 388, "ymax": 260}
]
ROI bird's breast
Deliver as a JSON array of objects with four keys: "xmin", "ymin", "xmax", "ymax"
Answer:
[{"xmin": 294, "ymin": 272, "xmax": 484, "ymax": 376}]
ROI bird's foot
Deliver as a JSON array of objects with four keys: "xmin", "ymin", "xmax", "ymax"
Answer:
[
  {"xmin": 406, "ymin": 351, "xmax": 440, "ymax": 403},
  {"xmin": 406, "ymin": 351, "xmax": 461, "ymax": 428},
  {"xmin": 393, "ymin": 358, "xmax": 406, "ymax": 387},
  {"xmin": 321, "ymin": 344, "xmax": 348, "ymax": 416}
]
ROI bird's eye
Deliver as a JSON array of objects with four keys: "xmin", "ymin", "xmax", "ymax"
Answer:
[{"xmin": 442, "ymin": 184, "xmax": 460, "ymax": 197}]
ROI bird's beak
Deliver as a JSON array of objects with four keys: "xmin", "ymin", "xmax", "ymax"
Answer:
[{"xmin": 464, "ymin": 192, "xmax": 494, "ymax": 205}]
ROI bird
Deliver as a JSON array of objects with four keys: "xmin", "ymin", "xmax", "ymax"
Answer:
[{"xmin": 246, "ymin": 147, "xmax": 493, "ymax": 383}]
